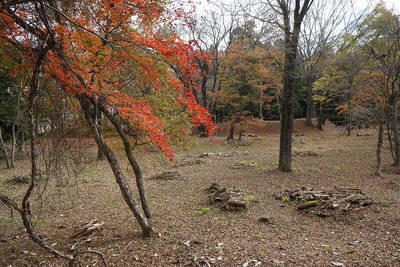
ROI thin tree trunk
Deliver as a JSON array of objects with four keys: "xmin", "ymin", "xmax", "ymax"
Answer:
[
  {"xmin": 21, "ymin": 37, "xmax": 73, "ymax": 261},
  {"xmin": 347, "ymin": 109, "xmax": 352, "ymax": 136},
  {"xmin": 317, "ymin": 109, "xmax": 324, "ymax": 131},
  {"xmin": 101, "ymin": 107, "xmax": 152, "ymax": 219},
  {"xmin": 79, "ymin": 95, "xmax": 155, "ymax": 236},
  {"xmin": 391, "ymin": 100, "xmax": 400, "ymax": 166},
  {"xmin": 387, "ymin": 123, "xmax": 395, "ymax": 162},
  {"xmin": 0, "ymin": 48, "xmax": 77, "ymax": 262},
  {"xmin": 375, "ymin": 122, "xmax": 384, "ymax": 176},
  {"xmin": 0, "ymin": 127, "xmax": 12, "ymax": 168},
  {"xmin": 10, "ymin": 91, "xmax": 23, "ymax": 166},
  {"xmin": 95, "ymin": 101, "xmax": 105, "ymax": 160},
  {"xmin": 208, "ymin": 80, "xmax": 221, "ymax": 118},
  {"xmin": 305, "ymin": 76, "xmax": 314, "ymax": 127},
  {"xmin": 238, "ymin": 121, "xmax": 244, "ymax": 141},
  {"xmin": 10, "ymin": 123, "xmax": 16, "ymax": 167}
]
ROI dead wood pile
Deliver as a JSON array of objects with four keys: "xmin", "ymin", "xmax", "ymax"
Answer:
[
  {"xmin": 69, "ymin": 219, "xmax": 105, "ymax": 251},
  {"xmin": 273, "ymin": 186, "xmax": 375, "ymax": 217},
  {"xmin": 222, "ymin": 139, "xmax": 252, "ymax": 146},
  {"xmin": 294, "ymin": 150, "xmax": 319, "ymax": 158},
  {"xmin": 205, "ymin": 183, "xmax": 248, "ymax": 211},
  {"xmin": 150, "ymin": 171, "xmax": 184, "ymax": 181}
]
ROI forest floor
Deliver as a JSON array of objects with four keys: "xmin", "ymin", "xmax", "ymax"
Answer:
[{"xmin": 0, "ymin": 118, "xmax": 399, "ymax": 267}]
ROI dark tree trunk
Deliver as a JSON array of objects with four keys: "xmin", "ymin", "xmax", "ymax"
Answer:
[
  {"xmin": 317, "ymin": 107, "xmax": 326, "ymax": 131},
  {"xmin": 305, "ymin": 76, "xmax": 314, "ymax": 127},
  {"xmin": 375, "ymin": 122, "xmax": 384, "ymax": 176},
  {"xmin": 277, "ymin": 0, "xmax": 313, "ymax": 172},
  {"xmin": 391, "ymin": 99, "xmax": 400, "ymax": 166},
  {"xmin": 279, "ymin": 81, "xmax": 294, "ymax": 171},
  {"xmin": 347, "ymin": 109, "xmax": 352, "ymax": 136},
  {"xmin": 94, "ymin": 100, "xmax": 105, "ymax": 160},
  {"xmin": 198, "ymin": 123, "xmax": 208, "ymax": 137},
  {"xmin": 208, "ymin": 80, "xmax": 220, "ymax": 118},
  {"xmin": 238, "ymin": 121, "xmax": 244, "ymax": 141},
  {"xmin": 387, "ymin": 123, "xmax": 395, "ymax": 162}
]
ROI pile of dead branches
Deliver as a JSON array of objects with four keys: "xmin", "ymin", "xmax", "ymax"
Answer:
[
  {"xmin": 150, "ymin": 171, "xmax": 184, "ymax": 181},
  {"xmin": 69, "ymin": 219, "xmax": 105, "ymax": 251},
  {"xmin": 273, "ymin": 186, "xmax": 375, "ymax": 217},
  {"xmin": 205, "ymin": 183, "xmax": 248, "ymax": 211}
]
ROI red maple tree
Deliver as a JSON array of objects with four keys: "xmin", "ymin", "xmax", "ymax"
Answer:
[{"xmin": 0, "ymin": 0, "xmax": 215, "ymax": 262}]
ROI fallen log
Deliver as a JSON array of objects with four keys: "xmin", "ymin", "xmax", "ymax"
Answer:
[
  {"xmin": 297, "ymin": 201, "xmax": 318, "ymax": 210},
  {"xmin": 226, "ymin": 199, "xmax": 247, "ymax": 208}
]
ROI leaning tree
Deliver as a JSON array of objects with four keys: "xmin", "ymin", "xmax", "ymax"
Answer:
[{"xmin": 0, "ymin": 0, "xmax": 215, "ymax": 264}]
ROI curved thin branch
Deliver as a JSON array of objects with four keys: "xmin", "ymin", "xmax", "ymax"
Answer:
[
  {"xmin": 0, "ymin": 192, "xmax": 22, "ymax": 213},
  {"xmin": 70, "ymin": 250, "xmax": 109, "ymax": 267}
]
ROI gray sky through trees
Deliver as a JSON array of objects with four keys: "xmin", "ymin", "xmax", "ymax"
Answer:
[{"xmin": 193, "ymin": 0, "xmax": 399, "ymax": 14}]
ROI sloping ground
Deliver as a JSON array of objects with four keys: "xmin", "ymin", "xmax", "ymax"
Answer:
[
  {"xmin": 0, "ymin": 119, "xmax": 399, "ymax": 267},
  {"xmin": 213, "ymin": 118, "xmax": 340, "ymax": 137}
]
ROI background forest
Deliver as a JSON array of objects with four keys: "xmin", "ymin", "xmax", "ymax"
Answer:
[{"xmin": 0, "ymin": 0, "xmax": 400, "ymax": 266}]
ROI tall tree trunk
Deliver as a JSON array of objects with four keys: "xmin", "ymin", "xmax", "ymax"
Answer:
[
  {"xmin": 279, "ymin": 79, "xmax": 295, "ymax": 171},
  {"xmin": 375, "ymin": 122, "xmax": 384, "ymax": 176},
  {"xmin": 277, "ymin": 0, "xmax": 313, "ymax": 171},
  {"xmin": 79, "ymin": 95, "xmax": 155, "ymax": 236}
]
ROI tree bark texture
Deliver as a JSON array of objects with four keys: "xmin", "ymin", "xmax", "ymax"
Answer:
[
  {"xmin": 277, "ymin": 0, "xmax": 314, "ymax": 172},
  {"xmin": 78, "ymin": 95, "xmax": 155, "ymax": 236},
  {"xmin": 101, "ymin": 106, "xmax": 152, "ymax": 220}
]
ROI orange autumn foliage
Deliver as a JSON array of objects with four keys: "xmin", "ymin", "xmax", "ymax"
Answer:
[{"xmin": 0, "ymin": 0, "xmax": 215, "ymax": 158}]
